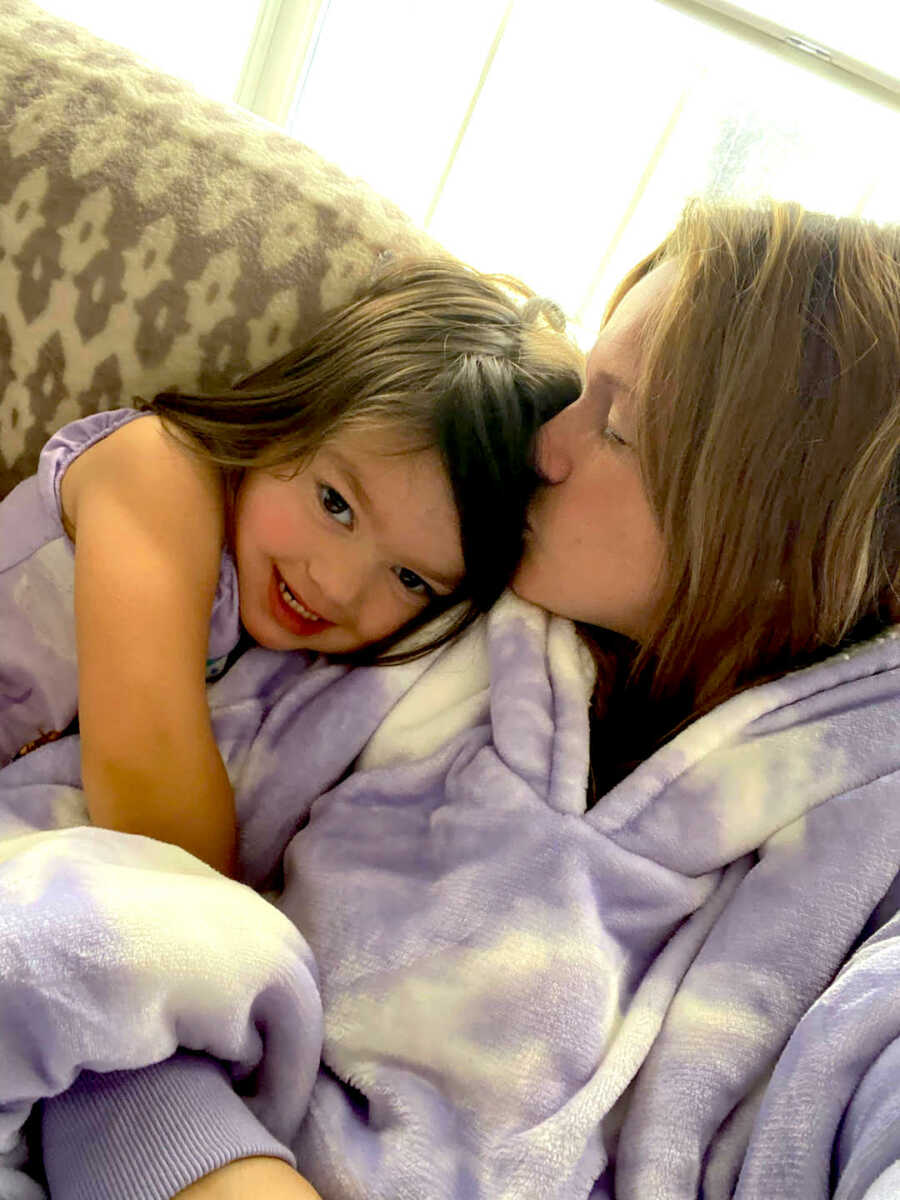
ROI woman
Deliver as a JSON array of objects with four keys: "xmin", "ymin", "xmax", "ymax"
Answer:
[
  {"xmin": 29, "ymin": 201, "xmax": 900, "ymax": 1198},
  {"xmin": 516, "ymin": 199, "xmax": 900, "ymax": 793}
]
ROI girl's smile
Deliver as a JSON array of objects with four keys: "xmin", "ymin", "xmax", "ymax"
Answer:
[
  {"xmin": 270, "ymin": 567, "xmax": 335, "ymax": 637},
  {"xmin": 233, "ymin": 427, "xmax": 465, "ymax": 654}
]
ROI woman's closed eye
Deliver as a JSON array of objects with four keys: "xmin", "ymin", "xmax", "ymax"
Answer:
[
  {"xmin": 601, "ymin": 423, "xmax": 628, "ymax": 448},
  {"xmin": 319, "ymin": 483, "xmax": 354, "ymax": 527},
  {"xmin": 392, "ymin": 565, "xmax": 435, "ymax": 600}
]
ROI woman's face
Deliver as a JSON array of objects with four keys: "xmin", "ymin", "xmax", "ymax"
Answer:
[{"xmin": 513, "ymin": 264, "xmax": 673, "ymax": 640}]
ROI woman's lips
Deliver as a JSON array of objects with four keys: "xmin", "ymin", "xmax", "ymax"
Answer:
[{"xmin": 268, "ymin": 568, "xmax": 336, "ymax": 638}]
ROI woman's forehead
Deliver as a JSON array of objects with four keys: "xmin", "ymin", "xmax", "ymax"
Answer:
[{"xmin": 590, "ymin": 260, "xmax": 678, "ymax": 379}]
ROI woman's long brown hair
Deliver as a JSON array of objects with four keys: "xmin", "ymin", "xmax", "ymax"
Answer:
[{"xmin": 588, "ymin": 200, "xmax": 900, "ymax": 797}]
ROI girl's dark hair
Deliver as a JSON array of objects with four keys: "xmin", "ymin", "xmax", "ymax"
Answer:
[{"xmin": 148, "ymin": 258, "xmax": 583, "ymax": 663}]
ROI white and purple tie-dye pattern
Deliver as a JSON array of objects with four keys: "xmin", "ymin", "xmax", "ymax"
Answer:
[
  {"xmin": 281, "ymin": 626, "xmax": 900, "ymax": 1200},
  {"xmin": 0, "ymin": 409, "xmax": 241, "ymax": 766},
  {"xmin": 1, "ymin": 569, "xmax": 900, "ymax": 1196},
  {"xmin": 0, "ymin": 617, "xmax": 467, "ymax": 1195}
]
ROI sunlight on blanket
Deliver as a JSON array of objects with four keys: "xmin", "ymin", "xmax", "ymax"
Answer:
[{"xmin": 326, "ymin": 903, "xmax": 626, "ymax": 1123}]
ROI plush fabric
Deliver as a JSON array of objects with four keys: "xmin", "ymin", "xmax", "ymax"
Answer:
[
  {"xmin": 0, "ymin": 0, "xmax": 443, "ymax": 497},
  {"xmin": 2, "ymin": 608, "xmax": 899, "ymax": 1198}
]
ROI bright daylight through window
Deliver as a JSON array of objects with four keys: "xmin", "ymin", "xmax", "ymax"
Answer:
[{"xmin": 33, "ymin": 0, "xmax": 900, "ymax": 344}]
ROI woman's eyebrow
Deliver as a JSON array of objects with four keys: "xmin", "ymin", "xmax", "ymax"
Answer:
[{"xmin": 592, "ymin": 368, "xmax": 635, "ymax": 396}]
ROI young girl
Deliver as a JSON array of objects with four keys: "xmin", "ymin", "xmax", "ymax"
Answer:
[{"xmin": 0, "ymin": 258, "xmax": 582, "ymax": 875}]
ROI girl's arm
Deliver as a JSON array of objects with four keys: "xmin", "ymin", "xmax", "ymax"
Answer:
[{"xmin": 61, "ymin": 414, "xmax": 237, "ymax": 875}]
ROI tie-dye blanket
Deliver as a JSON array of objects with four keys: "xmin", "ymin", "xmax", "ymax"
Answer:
[{"xmin": 1, "ymin": 602, "xmax": 899, "ymax": 1199}]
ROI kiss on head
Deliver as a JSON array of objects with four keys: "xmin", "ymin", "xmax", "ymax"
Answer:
[
  {"xmin": 8, "ymin": 197, "xmax": 898, "ymax": 848},
  {"xmin": 150, "ymin": 259, "xmax": 584, "ymax": 664}
]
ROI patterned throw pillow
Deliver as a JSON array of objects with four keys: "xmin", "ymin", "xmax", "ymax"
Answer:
[{"xmin": 0, "ymin": 0, "xmax": 444, "ymax": 497}]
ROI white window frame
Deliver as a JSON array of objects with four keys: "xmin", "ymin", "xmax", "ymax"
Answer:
[
  {"xmin": 235, "ymin": 0, "xmax": 899, "ymax": 132},
  {"xmin": 234, "ymin": 0, "xmax": 330, "ymax": 125},
  {"xmin": 668, "ymin": 1, "xmax": 899, "ymax": 108}
]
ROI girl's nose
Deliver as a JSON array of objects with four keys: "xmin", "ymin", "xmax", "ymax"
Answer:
[
  {"xmin": 309, "ymin": 553, "xmax": 367, "ymax": 614},
  {"xmin": 535, "ymin": 399, "xmax": 581, "ymax": 485}
]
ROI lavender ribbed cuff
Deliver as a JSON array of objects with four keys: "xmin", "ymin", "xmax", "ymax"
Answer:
[{"xmin": 40, "ymin": 1052, "xmax": 295, "ymax": 1200}]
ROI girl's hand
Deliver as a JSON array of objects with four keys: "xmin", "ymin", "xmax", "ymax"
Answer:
[{"xmin": 174, "ymin": 1157, "xmax": 323, "ymax": 1199}]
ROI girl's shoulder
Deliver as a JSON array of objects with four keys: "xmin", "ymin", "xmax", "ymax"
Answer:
[
  {"xmin": 58, "ymin": 409, "xmax": 223, "ymax": 538},
  {"xmin": 36, "ymin": 408, "xmax": 145, "ymax": 532}
]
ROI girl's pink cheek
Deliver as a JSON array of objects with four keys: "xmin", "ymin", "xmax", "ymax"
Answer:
[{"xmin": 245, "ymin": 485, "xmax": 305, "ymax": 548}]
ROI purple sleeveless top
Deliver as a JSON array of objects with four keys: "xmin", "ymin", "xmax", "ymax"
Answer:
[{"xmin": 0, "ymin": 408, "xmax": 240, "ymax": 766}]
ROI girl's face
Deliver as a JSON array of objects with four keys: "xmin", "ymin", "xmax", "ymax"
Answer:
[
  {"xmin": 513, "ymin": 264, "xmax": 672, "ymax": 641},
  {"xmin": 233, "ymin": 428, "xmax": 465, "ymax": 653}
]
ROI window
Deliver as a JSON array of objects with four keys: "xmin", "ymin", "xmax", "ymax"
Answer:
[
  {"xmin": 36, "ymin": 0, "xmax": 900, "ymax": 344},
  {"xmin": 283, "ymin": 0, "xmax": 899, "ymax": 342},
  {"xmin": 33, "ymin": 0, "xmax": 265, "ymax": 102}
]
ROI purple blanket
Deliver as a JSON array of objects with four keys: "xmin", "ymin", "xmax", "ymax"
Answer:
[{"xmin": 1, "ymin": 596, "xmax": 899, "ymax": 1198}]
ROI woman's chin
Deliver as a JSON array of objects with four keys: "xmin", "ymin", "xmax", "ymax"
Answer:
[
  {"xmin": 511, "ymin": 575, "xmax": 605, "ymax": 630},
  {"xmin": 510, "ymin": 578, "xmax": 538, "ymax": 606},
  {"xmin": 510, "ymin": 565, "xmax": 563, "ymax": 616}
]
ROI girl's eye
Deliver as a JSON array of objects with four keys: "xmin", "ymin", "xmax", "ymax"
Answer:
[
  {"xmin": 601, "ymin": 424, "xmax": 628, "ymax": 448},
  {"xmin": 319, "ymin": 484, "xmax": 354, "ymax": 527},
  {"xmin": 392, "ymin": 566, "xmax": 434, "ymax": 599}
]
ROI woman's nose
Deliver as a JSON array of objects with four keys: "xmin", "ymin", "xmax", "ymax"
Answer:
[{"xmin": 535, "ymin": 400, "xmax": 581, "ymax": 484}]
